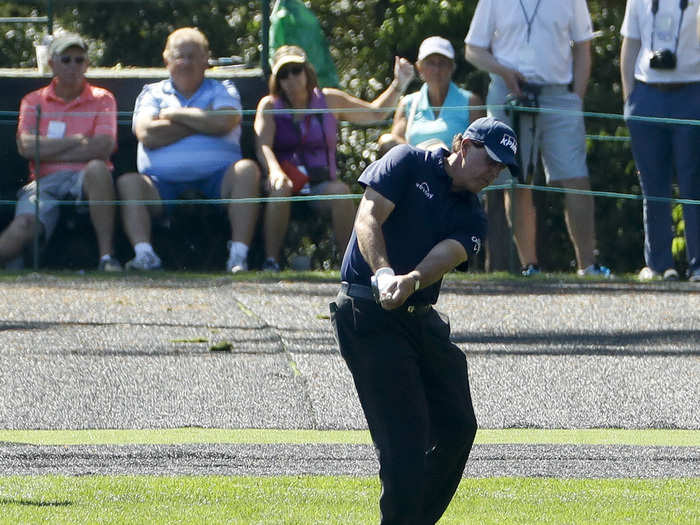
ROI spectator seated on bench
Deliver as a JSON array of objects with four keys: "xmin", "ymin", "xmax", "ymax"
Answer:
[
  {"xmin": 253, "ymin": 45, "xmax": 414, "ymax": 271},
  {"xmin": 116, "ymin": 27, "xmax": 261, "ymax": 274},
  {"xmin": 0, "ymin": 33, "xmax": 122, "ymax": 272}
]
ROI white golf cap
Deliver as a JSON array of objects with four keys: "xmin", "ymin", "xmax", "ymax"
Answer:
[{"xmin": 417, "ymin": 36, "xmax": 455, "ymax": 61}]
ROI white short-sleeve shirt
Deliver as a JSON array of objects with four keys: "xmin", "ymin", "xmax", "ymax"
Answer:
[
  {"xmin": 465, "ymin": 0, "xmax": 594, "ymax": 84},
  {"xmin": 621, "ymin": 0, "xmax": 700, "ymax": 83}
]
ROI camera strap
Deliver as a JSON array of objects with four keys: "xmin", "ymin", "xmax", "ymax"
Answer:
[
  {"xmin": 650, "ymin": 0, "xmax": 688, "ymax": 55},
  {"xmin": 510, "ymin": 104, "xmax": 538, "ymax": 184},
  {"xmin": 518, "ymin": 0, "xmax": 543, "ymax": 43}
]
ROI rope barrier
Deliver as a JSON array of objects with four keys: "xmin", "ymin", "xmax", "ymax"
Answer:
[
  {"xmin": 0, "ymin": 103, "xmax": 696, "ymax": 211},
  {"xmin": 2, "ymin": 186, "xmax": 699, "ymax": 207},
  {"xmin": 1, "ymin": 105, "xmax": 699, "ymax": 126}
]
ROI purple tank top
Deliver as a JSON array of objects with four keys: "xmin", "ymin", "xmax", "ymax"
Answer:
[{"xmin": 273, "ymin": 87, "xmax": 338, "ymax": 180}]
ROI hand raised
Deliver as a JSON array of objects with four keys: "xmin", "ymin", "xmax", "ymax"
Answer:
[{"xmin": 394, "ymin": 56, "xmax": 415, "ymax": 92}]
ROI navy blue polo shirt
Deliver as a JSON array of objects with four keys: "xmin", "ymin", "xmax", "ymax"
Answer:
[{"xmin": 341, "ymin": 144, "xmax": 487, "ymax": 305}]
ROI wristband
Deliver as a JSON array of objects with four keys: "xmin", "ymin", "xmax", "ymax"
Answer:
[{"xmin": 375, "ymin": 267, "xmax": 395, "ymax": 278}]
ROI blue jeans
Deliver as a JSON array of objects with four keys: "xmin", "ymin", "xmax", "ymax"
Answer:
[{"xmin": 625, "ymin": 81, "xmax": 700, "ymax": 273}]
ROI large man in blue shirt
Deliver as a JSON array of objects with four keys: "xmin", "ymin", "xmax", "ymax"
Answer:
[
  {"xmin": 331, "ymin": 117, "xmax": 519, "ymax": 525},
  {"xmin": 117, "ymin": 27, "xmax": 260, "ymax": 272}
]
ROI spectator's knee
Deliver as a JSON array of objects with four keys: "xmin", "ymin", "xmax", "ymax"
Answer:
[
  {"xmin": 11, "ymin": 214, "xmax": 40, "ymax": 240},
  {"xmin": 233, "ymin": 158, "xmax": 261, "ymax": 185},
  {"xmin": 83, "ymin": 160, "xmax": 112, "ymax": 187},
  {"xmin": 268, "ymin": 184, "xmax": 293, "ymax": 199},
  {"xmin": 85, "ymin": 159, "xmax": 109, "ymax": 173},
  {"xmin": 324, "ymin": 180, "xmax": 350, "ymax": 195},
  {"xmin": 116, "ymin": 172, "xmax": 145, "ymax": 199},
  {"xmin": 83, "ymin": 159, "xmax": 111, "ymax": 181}
]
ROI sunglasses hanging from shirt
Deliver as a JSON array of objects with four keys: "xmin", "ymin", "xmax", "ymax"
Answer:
[{"xmin": 649, "ymin": 0, "xmax": 689, "ymax": 70}]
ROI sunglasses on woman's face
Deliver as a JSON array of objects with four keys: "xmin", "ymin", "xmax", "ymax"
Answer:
[
  {"xmin": 59, "ymin": 55, "xmax": 86, "ymax": 65},
  {"xmin": 277, "ymin": 64, "xmax": 304, "ymax": 80}
]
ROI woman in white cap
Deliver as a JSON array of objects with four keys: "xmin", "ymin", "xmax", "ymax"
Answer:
[
  {"xmin": 254, "ymin": 45, "xmax": 414, "ymax": 271},
  {"xmin": 379, "ymin": 36, "xmax": 484, "ymax": 153}
]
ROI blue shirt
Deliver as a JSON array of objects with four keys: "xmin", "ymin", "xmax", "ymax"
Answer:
[
  {"xmin": 403, "ymin": 82, "xmax": 472, "ymax": 148},
  {"xmin": 341, "ymin": 145, "xmax": 487, "ymax": 305},
  {"xmin": 134, "ymin": 78, "xmax": 242, "ymax": 182}
]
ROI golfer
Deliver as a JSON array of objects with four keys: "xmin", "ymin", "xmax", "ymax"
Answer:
[{"xmin": 330, "ymin": 116, "xmax": 520, "ymax": 524}]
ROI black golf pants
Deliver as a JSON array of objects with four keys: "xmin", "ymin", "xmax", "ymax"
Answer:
[{"xmin": 331, "ymin": 292, "xmax": 477, "ymax": 525}]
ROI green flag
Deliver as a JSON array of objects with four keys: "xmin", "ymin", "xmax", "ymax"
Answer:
[{"xmin": 269, "ymin": 0, "xmax": 339, "ymax": 87}]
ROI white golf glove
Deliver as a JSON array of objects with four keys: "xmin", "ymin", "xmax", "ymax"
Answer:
[{"xmin": 374, "ymin": 267, "xmax": 397, "ymax": 301}]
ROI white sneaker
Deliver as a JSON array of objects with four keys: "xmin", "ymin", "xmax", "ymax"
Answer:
[
  {"xmin": 689, "ymin": 268, "xmax": 700, "ymax": 283},
  {"xmin": 638, "ymin": 267, "xmax": 659, "ymax": 281},
  {"xmin": 125, "ymin": 251, "xmax": 162, "ymax": 271},
  {"xmin": 226, "ymin": 252, "xmax": 248, "ymax": 273},
  {"xmin": 639, "ymin": 267, "xmax": 679, "ymax": 281},
  {"xmin": 663, "ymin": 268, "xmax": 679, "ymax": 281}
]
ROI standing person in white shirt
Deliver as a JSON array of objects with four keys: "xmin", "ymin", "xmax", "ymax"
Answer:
[
  {"xmin": 464, "ymin": 0, "xmax": 611, "ymax": 277},
  {"xmin": 621, "ymin": 0, "xmax": 700, "ymax": 282}
]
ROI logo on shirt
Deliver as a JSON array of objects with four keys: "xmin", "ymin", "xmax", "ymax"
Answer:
[
  {"xmin": 471, "ymin": 235, "xmax": 482, "ymax": 254},
  {"xmin": 500, "ymin": 134, "xmax": 517, "ymax": 155},
  {"xmin": 416, "ymin": 182, "xmax": 434, "ymax": 200}
]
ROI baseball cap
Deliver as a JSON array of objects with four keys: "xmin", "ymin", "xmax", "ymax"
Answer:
[
  {"xmin": 464, "ymin": 117, "xmax": 521, "ymax": 180},
  {"xmin": 271, "ymin": 45, "xmax": 307, "ymax": 76},
  {"xmin": 417, "ymin": 36, "xmax": 455, "ymax": 61},
  {"xmin": 48, "ymin": 33, "xmax": 87, "ymax": 56}
]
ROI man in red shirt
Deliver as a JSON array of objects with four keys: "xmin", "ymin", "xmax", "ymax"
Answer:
[{"xmin": 0, "ymin": 33, "xmax": 121, "ymax": 271}]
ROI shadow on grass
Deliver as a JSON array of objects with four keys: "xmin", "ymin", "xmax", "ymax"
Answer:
[{"xmin": 0, "ymin": 498, "xmax": 72, "ymax": 507}]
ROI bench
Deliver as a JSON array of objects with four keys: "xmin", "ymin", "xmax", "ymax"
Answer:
[{"xmin": 0, "ymin": 67, "xmax": 268, "ymax": 270}]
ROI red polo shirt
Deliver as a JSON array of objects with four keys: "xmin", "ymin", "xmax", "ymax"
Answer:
[{"xmin": 17, "ymin": 78, "xmax": 117, "ymax": 180}]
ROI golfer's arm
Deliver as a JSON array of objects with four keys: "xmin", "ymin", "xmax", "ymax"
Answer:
[
  {"xmin": 355, "ymin": 188, "xmax": 394, "ymax": 272},
  {"xmin": 411, "ymin": 239, "xmax": 468, "ymax": 290}
]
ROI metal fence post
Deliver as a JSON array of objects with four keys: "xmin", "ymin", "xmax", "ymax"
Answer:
[
  {"xmin": 261, "ymin": 0, "xmax": 271, "ymax": 75},
  {"xmin": 47, "ymin": 0, "xmax": 54, "ymax": 34},
  {"xmin": 33, "ymin": 105, "xmax": 42, "ymax": 271}
]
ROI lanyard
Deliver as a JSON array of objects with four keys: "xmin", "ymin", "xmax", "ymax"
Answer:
[
  {"xmin": 518, "ymin": 0, "xmax": 543, "ymax": 43},
  {"xmin": 650, "ymin": 0, "xmax": 689, "ymax": 54}
]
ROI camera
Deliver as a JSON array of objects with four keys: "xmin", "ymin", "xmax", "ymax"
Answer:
[
  {"xmin": 505, "ymin": 82, "xmax": 540, "ymax": 114},
  {"xmin": 649, "ymin": 49, "xmax": 677, "ymax": 70}
]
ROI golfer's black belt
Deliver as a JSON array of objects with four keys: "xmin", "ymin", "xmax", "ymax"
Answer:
[{"xmin": 340, "ymin": 282, "xmax": 432, "ymax": 316}]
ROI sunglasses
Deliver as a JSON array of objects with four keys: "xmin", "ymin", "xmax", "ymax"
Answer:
[
  {"xmin": 59, "ymin": 55, "xmax": 86, "ymax": 65},
  {"xmin": 277, "ymin": 64, "xmax": 304, "ymax": 80}
]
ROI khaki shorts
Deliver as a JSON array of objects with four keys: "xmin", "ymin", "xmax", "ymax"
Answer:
[
  {"xmin": 15, "ymin": 169, "xmax": 85, "ymax": 239},
  {"xmin": 487, "ymin": 75, "xmax": 589, "ymax": 186}
]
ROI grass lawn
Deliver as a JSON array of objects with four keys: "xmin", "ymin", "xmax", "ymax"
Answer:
[
  {"xmin": 2, "ymin": 268, "xmax": 692, "ymax": 284},
  {"xmin": 0, "ymin": 476, "xmax": 697, "ymax": 524},
  {"xmin": 0, "ymin": 428, "xmax": 697, "ymax": 447}
]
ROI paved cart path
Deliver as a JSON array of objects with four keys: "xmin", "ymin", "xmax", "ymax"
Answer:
[{"xmin": 1, "ymin": 276, "xmax": 698, "ymax": 477}]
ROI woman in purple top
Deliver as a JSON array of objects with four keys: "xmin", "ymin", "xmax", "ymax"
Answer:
[{"xmin": 254, "ymin": 45, "xmax": 414, "ymax": 271}]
